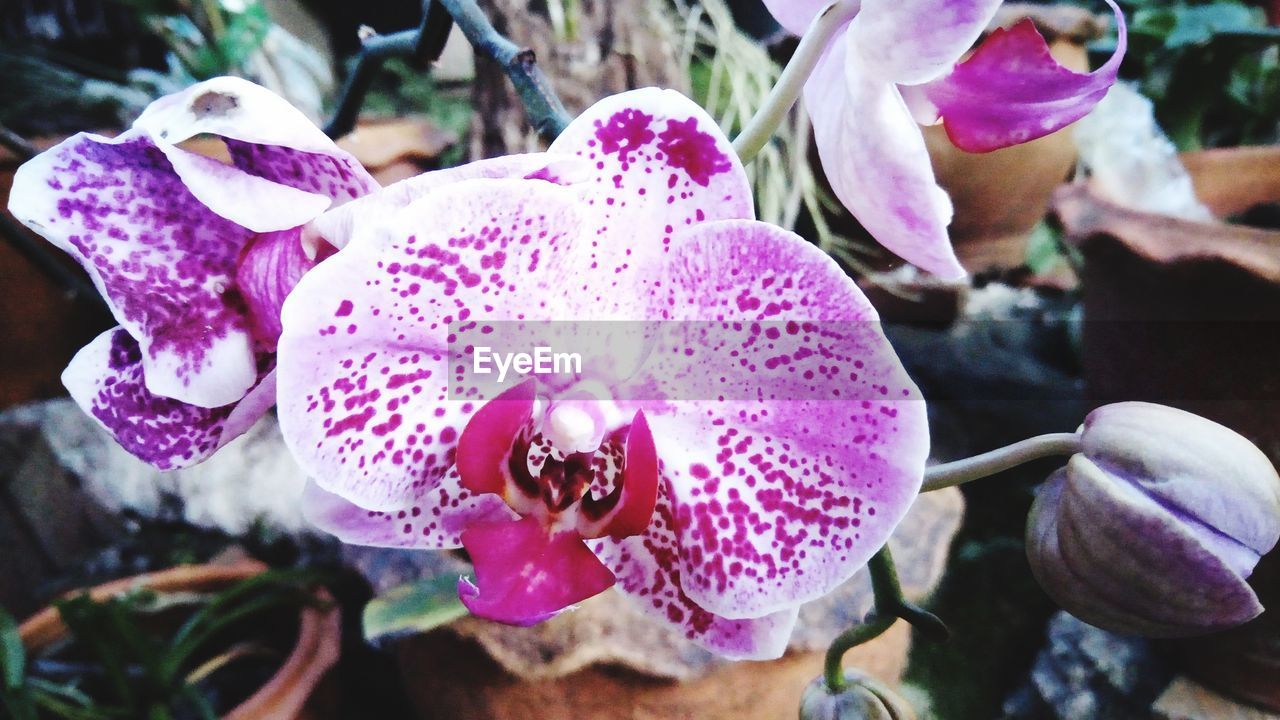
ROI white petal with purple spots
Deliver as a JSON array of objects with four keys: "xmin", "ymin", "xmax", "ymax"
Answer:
[
  {"xmin": 62, "ymin": 328, "xmax": 275, "ymax": 470},
  {"xmin": 278, "ymin": 178, "xmax": 594, "ymax": 511},
  {"xmin": 9, "ymin": 130, "xmax": 259, "ymax": 407},
  {"xmin": 301, "ymin": 474, "xmax": 517, "ymax": 549}
]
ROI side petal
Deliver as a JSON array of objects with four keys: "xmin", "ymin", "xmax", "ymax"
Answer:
[
  {"xmin": 300, "ymin": 473, "xmax": 518, "ymax": 550},
  {"xmin": 590, "ymin": 483, "xmax": 801, "ymax": 660},
  {"xmin": 632, "ymin": 220, "xmax": 930, "ymax": 619},
  {"xmin": 459, "ymin": 516, "xmax": 617, "ymax": 626},
  {"xmin": 807, "ymin": 43, "xmax": 963, "ymax": 279},
  {"xmin": 847, "ymin": 0, "xmax": 1003, "ymax": 85},
  {"xmin": 759, "ymin": 0, "xmax": 837, "ymax": 36},
  {"xmin": 276, "ymin": 178, "xmax": 591, "ymax": 511},
  {"xmin": 309, "ymin": 153, "xmax": 590, "ymax": 251},
  {"xmin": 235, "ymin": 226, "xmax": 315, "ymax": 351},
  {"xmin": 921, "ymin": 0, "xmax": 1127, "ymax": 153},
  {"xmin": 62, "ymin": 328, "xmax": 273, "ymax": 470},
  {"xmin": 151, "ymin": 143, "xmax": 333, "ymax": 233},
  {"xmin": 9, "ymin": 130, "xmax": 258, "ymax": 407},
  {"xmin": 133, "ymin": 76, "xmax": 378, "ymax": 204},
  {"xmin": 578, "ymin": 412, "xmax": 659, "ymax": 540},
  {"xmin": 456, "ymin": 380, "xmax": 538, "ymax": 498},
  {"xmin": 548, "ymin": 88, "xmax": 754, "ymax": 293}
]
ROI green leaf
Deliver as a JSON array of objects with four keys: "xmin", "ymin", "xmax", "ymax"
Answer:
[
  {"xmin": 1165, "ymin": 5, "xmax": 1261, "ymax": 48},
  {"xmin": 0, "ymin": 608, "xmax": 25, "ymax": 691},
  {"xmin": 1024, "ymin": 221, "xmax": 1066, "ymax": 276},
  {"xmin": 216, "ymin": 2, "xmax": 272, "ymax": 71},
  {"xmin": 362, "ymin": 575, "xmax": 469, "ymax": 645}
]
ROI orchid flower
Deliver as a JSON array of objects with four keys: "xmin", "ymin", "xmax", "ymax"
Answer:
[
  {"xmin": 761, "ymin": 0, "xmax": 1128, "ymax": 279},
  {"xmin": 8, "ymin": 77, "xmax": 379, "ymax": 470},
  {"xmin": 277, "ymin": 88, "xmax": 930, "ymax": 659}
]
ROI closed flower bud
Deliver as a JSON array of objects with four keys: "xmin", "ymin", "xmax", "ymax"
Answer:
[
  {"xmin": 799, "ymin": 671, "xmax": 916, "ymax": 720},
  {"xmin": 1027, "ymin": 402, "xmax": 1280, "ymax": 637}
]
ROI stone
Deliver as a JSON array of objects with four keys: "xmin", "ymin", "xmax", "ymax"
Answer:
[
  {"xmin": 1, "ymin": 400, "xmax": 311, "ymax": 535},
  {"xmin": 1002, "ymin": 612, "xmax": 1174, "ymax": 720}
]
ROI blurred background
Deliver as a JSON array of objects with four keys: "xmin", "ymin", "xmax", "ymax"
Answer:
[{"xmin": 0, "ymin": 1, "xmax": 1277, "ymax": 718}]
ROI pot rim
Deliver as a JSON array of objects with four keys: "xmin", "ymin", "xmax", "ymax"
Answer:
[{"xmin": 17, "ymin": 560, "xmax": 341, "ymax": 720}]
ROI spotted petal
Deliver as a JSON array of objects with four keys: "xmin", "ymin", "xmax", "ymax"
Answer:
[
  {"xmin": 277, "ymin": 178, "xmax": 595, "ymax": 511},
  {"xmin": 807, "ymin": 42, "xmax": 962, "ymax": 279},
  {"xmin": 590, "ymin": 482, "xmax": 802, "ymax": 660},
  {"xmin": 62, "ymin": 328, "xmax": 276, "ymax": 470},
  {"xmin": 310, "ymin": 154, "xmax": 591, "ymax": 251},
  {"xmin": 133, "ymin": 76, "xmax": 377, "ymax": 205},
  {"xmin": 846, "ymin": 0, "xmax": 1003, "ymax": 86},
  {"xmin": 548, "ymin": 88, "xmax": 753, "ymax": 301},
  {"xmin": 9, "ymin": 131, "xmax": 260, "ymax": 406},
  {"xmin": 921, "ymin": 0, "xmax": 1127, "ymax": 153},
  {"xmin": 300, "ymin": 473, "xmax": 517, "ymax": 549},
  {"xmin": 621, "ymin": 220, "xmax": 929, "ymax": 619}
]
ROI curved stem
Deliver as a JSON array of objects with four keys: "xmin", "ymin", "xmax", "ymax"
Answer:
[
  {"xmin": 921, "ymin": 432, "xmax": 1082, "ymax": 493},
  {"xmin": 732, "ymin": 0, "xmax": 861, "ymax": 163},
  {"xmin": 824, "ymin": 546, "xmax": 948, "ymax": 691},
  {"xmin": 824, "ymin": 613, "xmax": 894, "ymax": 691}
]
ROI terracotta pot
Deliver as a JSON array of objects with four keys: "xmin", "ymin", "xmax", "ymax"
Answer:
[
  {"xmin": 396, "ymin": 623, "xmax": 912, "ymax": 720},
  {"xmin": 926, "ymin": 4, "xmax": 1107, "ymax": 273},
  {"xmin": 18, "ymin": 561, "xmax": 342, "ymax": 720},
  {"xmin": 1054, "ymin": 149, "xmax": 1280, "ymax": 711}
]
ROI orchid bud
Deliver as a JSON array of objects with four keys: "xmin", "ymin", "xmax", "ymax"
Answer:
[
  {"xmin": 798, "ymin": 672, "xmax": 916, "ymax": 720},
  {"xmin": 1027, "ymin": 402, "xmax": 1280, "ymax": 638}
]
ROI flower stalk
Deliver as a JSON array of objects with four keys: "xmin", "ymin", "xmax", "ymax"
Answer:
[
  {"xmin": 823, "ymin": 546, "xmax": 948, "ymax": 692},
  {"xmin": 731, "ymin": 0, "xmax": 861, "ymax": 163},
  {"xmin": 921, "ymin": 432, "xmax": 1083, "ymax": 493}
]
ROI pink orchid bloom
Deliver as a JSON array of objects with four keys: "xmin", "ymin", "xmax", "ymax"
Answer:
[
  {"xmin": 8, "ymin": 77, "xmax": 379, "ymax": 470},
  {"xmin": 763, "ymin": 0, "xmax": 1128, "ymax": 279},
  {"xmin": 277, "ymin": 88, "xmax": 929, "ymax": 659}
]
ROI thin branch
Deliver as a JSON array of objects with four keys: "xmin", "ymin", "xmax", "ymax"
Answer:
[
  {"xmin": 325, "ymin": 1, "xmax": 455, "ymax": 139},
  {"xmin": 324, "ymin": 0, "xmax": 571, "ymax": 143},
  {"xmin": 1, "ymin": 214, "xmax": 107, "ymax": 311},
  {"xmin": 437, "ymin": 0, "xmax": 572, "ymax": 141}
]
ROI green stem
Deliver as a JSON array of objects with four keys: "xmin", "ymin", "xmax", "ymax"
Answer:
[
  {"xmin": 732, "ymin": 0, "xmax": 861, "ymax": 163},
  {"xmin": 921, "ymin": 432, "xmax": 1082, "ymax": 493},
  {"xmin": 823, "ymin": 613, "xmax": 894, "ymax": 692},
  {"xmin": 823, "ymin": 546, "xmax": 948, "ymax": 692}
]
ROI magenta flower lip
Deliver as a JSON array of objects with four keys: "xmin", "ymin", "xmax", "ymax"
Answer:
[
  {"xmin": 278, "ymin": 88, "xmax": 930, "ymax": 658},
  {"xmin": 762, "ymin": 0, "xmax": 1127, "ymax": 279}
]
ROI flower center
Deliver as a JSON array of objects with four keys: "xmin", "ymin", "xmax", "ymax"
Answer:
[{"xmin": 456, "ymin": 382, "xmax": 659, "ymax": 541}]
